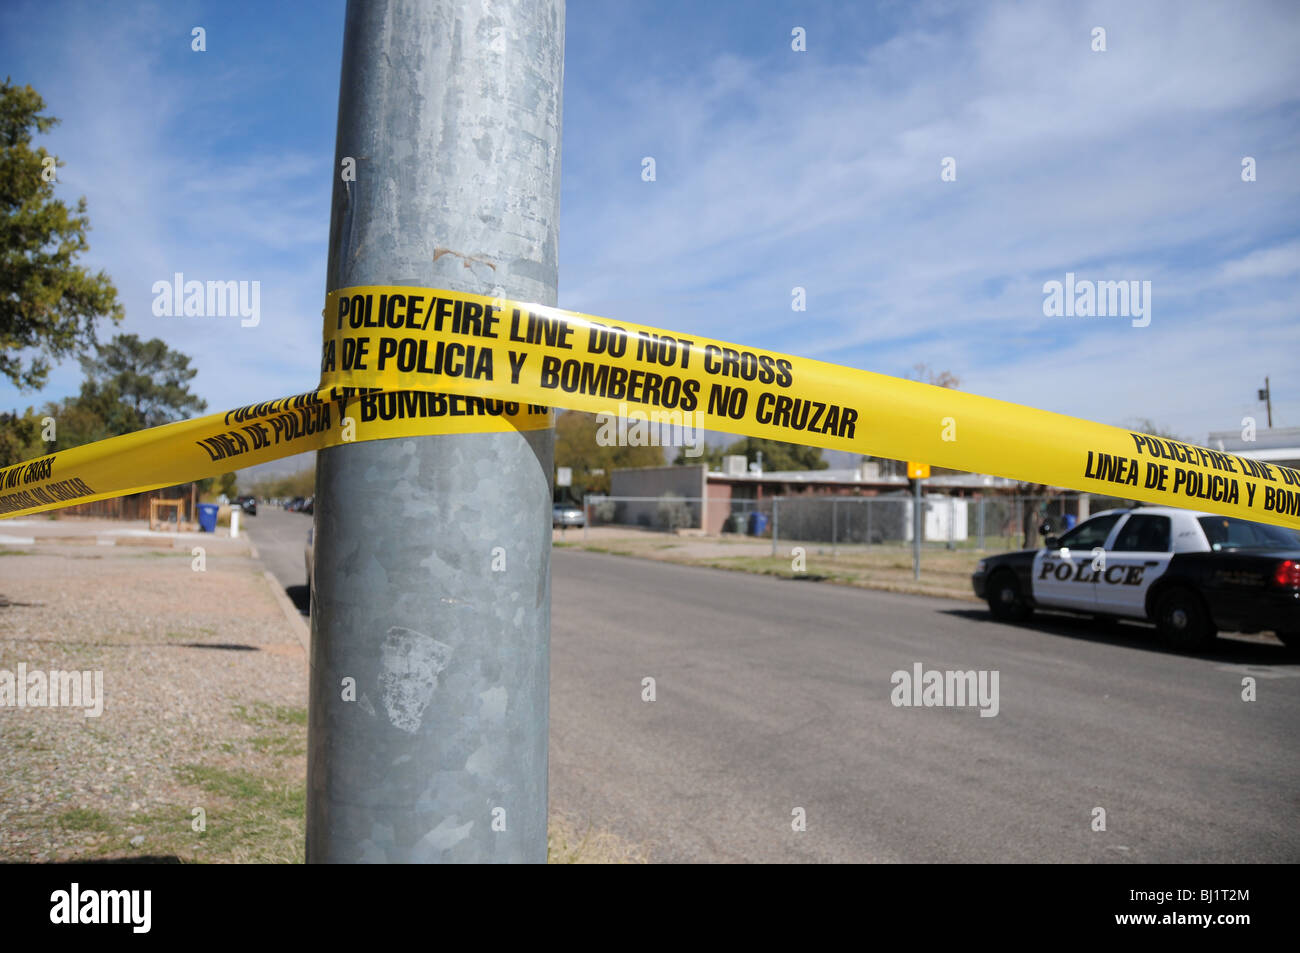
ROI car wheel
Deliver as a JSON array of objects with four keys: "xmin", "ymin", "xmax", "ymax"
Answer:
[
  {"xmin": 987, "ymin": 571, "xmax": 1032, "ymax": 623},
  {"xmin": 1154, "ymin": 587, "xmax": 1215, "ymax": 651}
]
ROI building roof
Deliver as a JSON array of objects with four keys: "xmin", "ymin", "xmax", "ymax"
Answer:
[
  {"xmin": 1206, "ymin": 425, "xmax": 1300, "ymax": 463},
  {"xmin": 706, "ymin": 467, "xmax": 1019, "ymax": 489}
]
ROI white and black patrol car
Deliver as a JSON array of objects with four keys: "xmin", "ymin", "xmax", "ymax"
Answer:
[{"xmin": 972, "ymin": 506, "xmax": 1300, "ymax": 650}]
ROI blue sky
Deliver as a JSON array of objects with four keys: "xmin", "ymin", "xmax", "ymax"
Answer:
[{"xmin": 1, "ymin": 0, "xmax": 1297, "ymax": 451}]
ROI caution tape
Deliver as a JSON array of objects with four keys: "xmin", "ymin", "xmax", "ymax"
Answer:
[
  {"xmin": 0, "ymin": 386, "xmax": 550, "ymax": 518},
  {"xmin": 2, "ymin": 284, "xmax": 1298, "ymax": 530}
]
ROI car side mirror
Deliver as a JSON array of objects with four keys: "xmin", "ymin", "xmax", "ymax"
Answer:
[
  {"xmin": 1039, "ymin": 520, "xmax": 1053, "ymax": 536},
  {"xmin": 1044, "ymin": 535, "xmax": 1060, "ymax": 549}
]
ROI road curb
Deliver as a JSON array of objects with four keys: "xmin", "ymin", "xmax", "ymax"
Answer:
[{"xmin": 263, "ymin": 569, "xmax": 311, "ymax": 658}]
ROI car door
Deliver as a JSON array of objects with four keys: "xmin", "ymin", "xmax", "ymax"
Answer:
[
  {"xmin": 1031, "ymin": 512, "xmax": 1123, "ymax": 612},
  {"xmin": 1093, "ymin": 513, "xmax": 1174, "ymax": 618}
]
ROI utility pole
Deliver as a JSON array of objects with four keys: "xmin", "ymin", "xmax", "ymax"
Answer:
[
  {"xmin": 307, "ymin": 0, "xmax": 564, "ymax": 863},
  {"xmin": 1259, "ymin": 377, "xmax": 1272, "ymax": 428}
]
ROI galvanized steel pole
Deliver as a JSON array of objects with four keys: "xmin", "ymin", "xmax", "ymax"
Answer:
[{"xmin": 307, "ymin": 0, "xmax": 564, "ymax": 863}]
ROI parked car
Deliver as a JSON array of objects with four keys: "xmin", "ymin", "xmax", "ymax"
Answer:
[
  {"xmin": 234, "ymin": 495, "xmax": 257, "ymax": 516},
  {"xmin": 553, "ymin": 503, "xmax": 585, "ymax": 528},
  {"xmin": 973, "ymin": 506, "xmax": 1300, "ymax": 650}
]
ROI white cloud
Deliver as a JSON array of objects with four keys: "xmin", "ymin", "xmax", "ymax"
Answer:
[
  {"xmin": 559, "ymin": 0, "xmax": 1300, "ymax": 438},
  {"xmin": 1220, "ymin": 240, "xmax": 1300, "ymax": 282},
  {"xmin": 4, "ymin": 0, "xmax": 1297, "ymax": 452}
]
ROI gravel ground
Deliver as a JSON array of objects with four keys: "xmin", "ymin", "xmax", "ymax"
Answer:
[
  {"xmin": 0, "ymin": 529, "xmax": 307, "ymax": 863},
  {"xmin": 0, "ymin": 517, "xmax": 647, "ymax": 864}
]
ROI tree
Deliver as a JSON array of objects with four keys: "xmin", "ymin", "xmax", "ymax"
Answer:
[
  {"xmin": 0, "ymin": 79, "xmax": 123, "ymax": 390},
  {"xmin": 673, "ymin": 442, "xmax": 726, "ymax": 469},
  {"xmin": 0, "ymin": 408, "xmax": 43, "ymax": 467},
  {"xmin": 553, "ymin": 411, "xmax": 667, "ymax": 497},
  {"xmin": 37, "ymin": 386, "xmax": 128, "ymax": 452},
  {"xmin": 2, "ymin": 336, "xmax": 207, "ymax": 457},
  {"xmin": 249, "ymin": 467, "xmax": 315, "ymax": 500},
  {"xmin": 907, "ymin": 363, "xmax": 961, "ymax": 389},
  {"xmin": 78, "ymin": 333, "xmax": 207, "ymax": 430},
  {"xmin": 725, "ymin": 436, "xmax": 826, "ymax": 472},
  {"xmin": 1126, "ymin": 417, "xmax": 1189, "ymax": 444},
  {"xmin": 673, "ymin": 436, "xmax": 828, "ymax": 471},
  {"xmin": 219, "ymin": 472, "xmax": 238, "ymax": 500}
]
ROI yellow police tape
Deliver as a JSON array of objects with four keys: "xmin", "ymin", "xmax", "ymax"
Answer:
[{"xmin": 2, "ymin": 284, "xmax": 1299, "ymax": 530}]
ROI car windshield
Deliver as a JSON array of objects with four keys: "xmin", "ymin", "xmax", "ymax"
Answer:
[
  {"xmin": 1197, "ymin": 516, "xmax": 1300, "ymax": 550},
  {"xmin": 1053, "ymin": 513, "xmax": 1122, "ymax": 551}
]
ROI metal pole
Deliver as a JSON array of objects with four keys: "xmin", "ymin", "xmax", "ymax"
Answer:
[
  {"xmin": 307, "ymin": 0, "xmax": 564, "ymax": 864},
  {"xmin": 831, "ymin": 497, "xmax": 837, "ymax": 558},
  {"xmin": 582, "ymin": 493, "xmax": 588, "ymax": 542},
  {"xmin": 771, "ymin": 497, "xmax": 779, "ymax": 557},
  {"xmin": 912, "ymin": 479, "xmax": 922, "ymax": 579},
  {"xmin": 977, "ymin": 497, "xmax": 985, "ymax": 551},
  {"xmin": 866, "ymin": 497, "xmax": 872, "ymax": 548}
]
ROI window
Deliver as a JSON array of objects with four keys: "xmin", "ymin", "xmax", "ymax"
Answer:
[
  {"xmin": 1055, "ymin": 513, "xmax": 1122, "ymax": 551},
  {"xmin": 1112, "ymin": 515, "xmax": 1171, "ymax": 552},
  {"xmin": 1198, "ymin": 516, "xmax": 1300, "ymax": 551}
]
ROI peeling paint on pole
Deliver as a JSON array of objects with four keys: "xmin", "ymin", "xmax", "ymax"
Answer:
[{"xmin": 307, "ymin": 0, "xmax": 563, "ymax": 863}]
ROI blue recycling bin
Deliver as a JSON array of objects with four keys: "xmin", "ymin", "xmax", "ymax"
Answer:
[
  {"xmin": 1063, "ymin": 514, "xmax": 1077, "ymax": 531},
  {"xmin": 748, "ymin": 511, "xmax": 769, "ymax": 536},
  {"xmin": 197, "ymin": 503, "xmax": 219, "ymax": 533}
]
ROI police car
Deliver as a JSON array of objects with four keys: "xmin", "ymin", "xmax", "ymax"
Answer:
[{"xmin": 971, "ymin": 506, "xmax": 1300, "ymax": 650}]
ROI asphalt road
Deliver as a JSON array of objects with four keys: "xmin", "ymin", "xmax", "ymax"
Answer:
[
  {"xmin": 249, "ymin": 510, "xmax": 1300, "ymax": 863},
  {"xmin": 246, "ymin": 507, "xmax": 312, "ymax": 615}
]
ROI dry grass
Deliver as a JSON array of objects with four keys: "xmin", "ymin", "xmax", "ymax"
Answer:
[
  {"xmin": 558, "ymin": 533, "xmax": 989, "ymax": 602},
  {"xmin": 547, "ymin": 812, "xmax": 649, "ymax": 864}
]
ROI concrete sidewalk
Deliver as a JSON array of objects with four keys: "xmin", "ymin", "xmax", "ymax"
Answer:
[{"xmin": 0, "ymin": 515, "xmax": 252, "ymax": 552}]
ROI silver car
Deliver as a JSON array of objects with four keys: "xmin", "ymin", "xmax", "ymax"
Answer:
[{"xmin": 552, "ymin": 503, "xmax": 585, "ymax": 528}]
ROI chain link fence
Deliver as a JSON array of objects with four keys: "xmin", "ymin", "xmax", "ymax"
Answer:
[
  {"xmin": 771, "ymin": 493, "xmax": 1139, "ymax": 550},
  {"xmin": 580, "ymin": 492, "xmax": 1139, "ymax": 549},
  {"xmin": 582, "ymin": 494, "xmax": 705, "ymax": 533}
]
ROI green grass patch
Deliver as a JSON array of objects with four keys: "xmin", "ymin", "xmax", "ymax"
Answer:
[
  {"xmin": 564, "ymin": 537, "xmax": 982, "ymax": 601},
  {"xmin": 8, "ymin": 727, "xmax": 54, "ymax": 752},
  {"xmin": 170, "ymin": 763, "xmax": 306, "ymax": 863},
  {"xmin": 701, "ymin": 555, "xmax": 853, "ymax": 584},
  {"xmin": 58, "ymin": 807, "xmax": 115, "ymax": 832},
  {"xmin": 231, "ymin": 702, "xmax": 308, "ymax": 760},
  {"xmin": 233, "ymin": 702, "xmax": 307, "ymax": 728},
  {"xmin": 250, "ymin": 733, "xmax": 306, "ymax": 757},
  {"xmin": 165, "ymin": 626, "xmax": 217, "ymax": 640}
]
